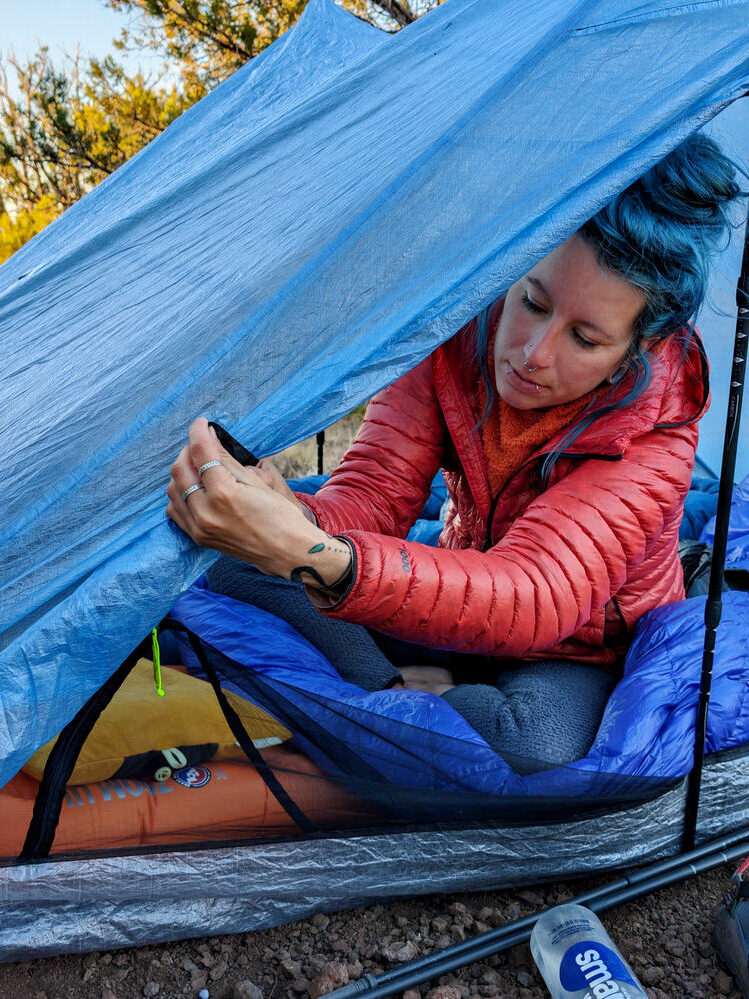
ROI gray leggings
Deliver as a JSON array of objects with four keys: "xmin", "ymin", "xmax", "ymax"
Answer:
[{"xmin": 206, "ymin": 557, "xmax": 615, "ymax": 774}]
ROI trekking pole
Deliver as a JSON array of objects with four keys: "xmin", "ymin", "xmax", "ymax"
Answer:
[
  {"xmin": 327, "ymin": 825, "xmax": 749, "ymax": 998},
  {"xmin": 683, "ymin": 208, "xmax": 749, "ymax": 852}
]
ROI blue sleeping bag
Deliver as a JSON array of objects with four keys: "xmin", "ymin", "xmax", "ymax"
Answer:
[
  {"xmin": 168, "ymin": 472, "xmax": 749, "ymax": 799},
  {"xmin": 701, "ymin": 473, "xmax": 749, "ymax": 572}
]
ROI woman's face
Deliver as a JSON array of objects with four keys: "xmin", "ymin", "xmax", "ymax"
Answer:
[{"xmin": 493, "ymin": 235, "xmax": 646, "ymax": 410}]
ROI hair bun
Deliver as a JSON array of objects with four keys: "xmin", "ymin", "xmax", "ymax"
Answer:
[
  {"xmin": 581, "ymin": 131, "xmax": 746, "ymax": 344},
  {"xmin": 638, "ymin": 133, "xmax": 743, "ymax": 248}
]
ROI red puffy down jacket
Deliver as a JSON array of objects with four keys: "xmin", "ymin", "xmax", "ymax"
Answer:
[{"xmin": 301, "ymin": 320, "xmax": 709, "ymax": 669}]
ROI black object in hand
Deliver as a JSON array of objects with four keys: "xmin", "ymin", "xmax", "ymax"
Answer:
[{"xmin": 208, "ymin": 422, "xmax": 259, "ymax": 467}]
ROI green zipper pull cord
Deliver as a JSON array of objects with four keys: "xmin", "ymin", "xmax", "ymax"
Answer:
[{"xmin": 152, "ymin": 628, "xmax": 165, "ymax": 696}]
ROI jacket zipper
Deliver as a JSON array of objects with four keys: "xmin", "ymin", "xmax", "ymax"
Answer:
[{"xmin": 482, "ymin": 450, "xmax": 623, "ymax": 552}]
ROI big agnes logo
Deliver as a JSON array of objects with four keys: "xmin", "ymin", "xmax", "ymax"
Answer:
[{"xmin": 172, "ymin": 765, "xmax": 212, "ymax": 788}]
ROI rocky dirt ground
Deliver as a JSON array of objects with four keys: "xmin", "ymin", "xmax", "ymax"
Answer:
[
  {"xmin": 0, "ymin": 862, "xmax": 743, "ymax": 999},
  {"xmin": 2, "ymin": 416, "xmax": 744, "ymax": 999}
]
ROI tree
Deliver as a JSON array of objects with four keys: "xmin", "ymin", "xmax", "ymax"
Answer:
[
  {"xmin": 1, "ymin": 0, "xmax": 443, "ymax": 264},
  {"xmin": 0, "ymin": 50, "xmax": 200, "ymax": 262},
  {"xmin": 106, "ymin": 1, "xmax": 443, "ymax": 89}
]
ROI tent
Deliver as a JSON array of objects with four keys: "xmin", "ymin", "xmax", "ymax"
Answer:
[{"xmin": 1, "ymin": 0, "xmax": 748, "ymax": 961}]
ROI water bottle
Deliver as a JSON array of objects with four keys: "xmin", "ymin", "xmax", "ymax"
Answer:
[{"xmin": 530, "ymin": 903, "xmax": 648, "ymax": 998}]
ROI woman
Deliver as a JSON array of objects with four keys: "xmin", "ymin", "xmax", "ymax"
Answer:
[{"xmin": 167, "ymin": 133, "xmax": 744, "ymax": 770}]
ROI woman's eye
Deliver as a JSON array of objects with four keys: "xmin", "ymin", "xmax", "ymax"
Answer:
[
  {"xmin": 520, "ymin": 292, "xmax": 545, "ymax": 314},
  {"xmin": 573, "ymin": 329, "xmax": 597, "ymax": 350}
]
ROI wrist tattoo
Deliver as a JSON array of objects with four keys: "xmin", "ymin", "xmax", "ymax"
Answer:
[
  {"xmin": 290, "ymin": 565, "xmax": 328, "ymax": 587},
  {"xmin": 307, "ymin": 541, "xmax": 349, "ymax": 557},
  {"xmin": 290, "ymin": 535, "xmax": 353, "ymax": 594}
]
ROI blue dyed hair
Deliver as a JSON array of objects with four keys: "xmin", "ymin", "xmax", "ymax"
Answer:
[{"xmin": 476, "ymin": 132, "xmax": 746, "ymax": 487}]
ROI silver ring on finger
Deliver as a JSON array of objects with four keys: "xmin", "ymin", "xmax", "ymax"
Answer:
[
  {"xmin": 182, "ymin": 483, "xmax": 205, "ymax": 502},
  {"xmin": 198, "ymin": 460, "xmax": 222, "ymax": 477}
]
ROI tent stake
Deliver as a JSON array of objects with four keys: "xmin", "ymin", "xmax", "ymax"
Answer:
[
  {"xmin": 328, "ymin": 827, "xmax": 749, "ymax": 998},
  {"xmin": 683, "ymin": 210, "xmax": 749, "ymax": 852}
]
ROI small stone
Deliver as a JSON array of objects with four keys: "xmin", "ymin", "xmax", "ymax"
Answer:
[
  {"xmin": 403, "ymin": 991, "xmax": 420, "ymax": 999},
  {"xmin": 516, "ymin": 970, "xmax": 533, "ymax": 987},
  {"xmin": 209, "ymin": 960, "xmax": 228, "ymax": 982},
  {"xmin": 101, "ymin": 991, "xmax": 118, "ymax": 999},
  {"xmin": 309, "ymin": 961, "xmax": 350, "ymax": 998},
  {"xmin": 281, "ymin": 957, "xmax": 302, "ymax": 977},
  {"xmin": 182, "ymin": 959, "xmax": 197, "ymax": 971},
  {"xmin": 190, "ymin": 969, "xmax": 208, "ymax": 991},
  {"xmin": 516, "ymin": 889, "xmax": 544, "ymax": 906},
  {"xmin": 199, "ymin": 990, "xmax": 210, "ymax": 999},
  {"xmin": 507, "ymin": 944, "xmax": 527, "ymax": 970},
  {"xmin": 382, "ymin": 940, "xmax": 420, "ymax": 963},
  {"xmin": 640, "ymin": 966, "xmax": 664, "ymax": 986},
  {"xmin": 312, "ymin": 913, "xmax": 330, "ymax": 930},
  {"xmin": 290, "ymin": 978, "xmax": 310, "ymax": 994},
  {"xmin": 237, "ymin": 953, "xmax": 249, "ymax": 967},
  {"xmin": 82, "ymin": 966, "xmax": 97, "ymax": 982},
  {"xmin": 346, "ymin": 959, "xmax": 363, "ymax": 979},
  {"xmin": 233, "ymin": 982, "xmax": 263, "ymax": 999},
  {"xmin": 714, "ymin": 969, "xmax": 734, "ymax": 995},
  {"xmin": 665, "ymin": 938, "xmax": 685, "ymax": 958},
  {"xmin": 143, "ymin": 984, "xmax": 159, "ymax": 998},
  {"xmin": 425, "ymin": 988, "xmax": 462, "ymax": 999}
]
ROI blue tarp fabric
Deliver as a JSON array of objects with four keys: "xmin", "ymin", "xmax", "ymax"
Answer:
[{"xmin": 1, "ymin": 0, "xmax": 749, "ymax": 786}]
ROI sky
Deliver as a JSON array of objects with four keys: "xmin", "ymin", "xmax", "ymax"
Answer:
[{"xmin": 1, "ymin": 0, "xmax": 164, "ymax": 83}]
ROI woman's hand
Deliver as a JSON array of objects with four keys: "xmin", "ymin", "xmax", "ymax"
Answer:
[
  {"xmin": 256, "ymin": 456, "xmax": 318, "ymax": 525},
  {"xmin": 166, "ymin": 418, "xmax": 349, "ymax": 591}
]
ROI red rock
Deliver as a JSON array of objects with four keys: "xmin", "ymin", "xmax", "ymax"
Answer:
[
  {"xmin": 309, "ymin": 961, "xmax": 350, "ymax": 998},
  {"xmin": 425, "ymin": 987, "xmax": 462, "ymax": 999}
]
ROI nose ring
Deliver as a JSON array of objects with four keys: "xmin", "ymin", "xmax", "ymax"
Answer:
[{"xmin": 524, "ymin": 345, "xmax": 537, "ymax": 374}]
